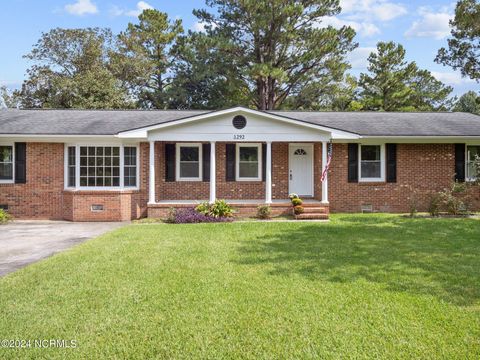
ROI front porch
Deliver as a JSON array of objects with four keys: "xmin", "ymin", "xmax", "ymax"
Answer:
[{"xmin": 147, "ymin": 198, "xmax": 329, "ymax": 219}]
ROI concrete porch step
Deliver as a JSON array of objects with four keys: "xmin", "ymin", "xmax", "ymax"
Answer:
[{"xmin": 295, "ymin": 213, "xmax": 329, "ymax": 220}]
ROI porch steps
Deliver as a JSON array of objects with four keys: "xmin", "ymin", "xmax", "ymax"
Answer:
[{"xmin": 294, "ymin": 203, "xmax": 329, "ymax": 220}]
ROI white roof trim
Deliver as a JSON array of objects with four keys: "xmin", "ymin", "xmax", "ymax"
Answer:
[{"xmin": 117, "ymin": 106, "xmax": 361, "ymax": 140}]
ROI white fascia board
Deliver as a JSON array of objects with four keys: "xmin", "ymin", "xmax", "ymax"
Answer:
[
  {"xmin": 340, "ymin": 136, "xmax": 480, "ymax": 144},
  {"xmin": 117, "ymin": 106, "xmax": 360, "ymax": 140},
  {"xmin": 0, "ymin": 134, "xmax": 143, "ymax": 144}
]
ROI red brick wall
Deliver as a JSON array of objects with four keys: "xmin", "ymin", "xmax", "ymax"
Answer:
[
  {"xmin": 328, "ymin": 143, "xmax": 480, "ymax": 212},
  {"xmin": 0, "ymin": 143, "xmax": 64, "ymax": 219}
]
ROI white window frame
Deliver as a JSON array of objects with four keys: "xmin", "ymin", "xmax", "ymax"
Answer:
[
  {"xmin": 0, "ymin": 142, "xmax": 14, "ymax": 184},
  {"xmin": 236, "ymin": 143, "xmax": 262, "ymax": 181},
  {"xmin": 176, "ymin": 143, "xmax": 202, "ymax": 181},
  {"xmin": 466, "ymin": 145, "xmax": 480, "ymax": 182},
  {"xmin": 64, "ymin": 144, "xmax": 139, "ymax": 191},
  {"xmin": 358, "ymin": 144, "xmax": 385, "ymax": 182}
]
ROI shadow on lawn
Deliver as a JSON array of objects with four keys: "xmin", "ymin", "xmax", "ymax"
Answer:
[{"xmin": 235, "ymin": 216, "xmax": 480, "ymax": 306}]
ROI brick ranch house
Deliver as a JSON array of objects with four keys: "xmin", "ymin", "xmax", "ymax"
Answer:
[{"xmin": 0, "ymin": 106, "xmax": 479, "ymax": 221}]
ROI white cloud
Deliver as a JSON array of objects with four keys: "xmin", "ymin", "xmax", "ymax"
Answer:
[
  {"xmin": 320, "ymin": 16, "xmax": 380, "ymax": 37},
  {"xmin": 340, "ymin": 0, "xmax": 408, "ymax": 22},
  {"xmin": 110, "ymin": 1, "xmax": 153, "ymax": 17},
  {"xmin": 191, "ymin": 21, "xmax": 217, "ymax": 33},
  {"xmin": 64, "ymin": 0, "xmax": 98, "ymax": 16},
  {"xmin": 347, "ymin": 46, "xmax": 377, "ymax": 69},
  {"xmin": 431, "ymin": 71, "xmax": 475, "ymax": 85},
  {"xmin": 404, "ymin": 7, "xmax": 452, "ymax": 40}
]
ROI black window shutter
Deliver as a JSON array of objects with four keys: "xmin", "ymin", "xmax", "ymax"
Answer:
[
  {"xmin": 454, "ymin": 143, "xmax": 465, "ymax": 182},
  {"xmin": 203, "ymin": 143, "xmax": 211, "ymax": 182},
  {"xmin": 14, "ymin": 142, "xmax": 26, "ymax": 184},
  {"xmin": 386, "ymin": 143, "xmax": 397, "ymax": 183},
  {"xmin": 165, "ymin": 143, "xmax": 175, "ymax": 182},
  {"xmin": 347, "ymin": 143, "xmax": 358, "ymax": 183},
  {"xmin": 262, "ymin": 143, "xmax": 266, "ymax": 181},
  {"xmin": 226, "ymin": 144, "xmax": 236, "ymax": 181}
]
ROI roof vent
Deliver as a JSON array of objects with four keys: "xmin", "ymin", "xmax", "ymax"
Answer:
[{"xmin": 232, "ymin": 115, "xmax": 247, "ymax": 129}]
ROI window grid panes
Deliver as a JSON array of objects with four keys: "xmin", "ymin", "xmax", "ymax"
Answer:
[
  {"xmin": 467, "ymin": 145, "xmax": 480, "ymax": 180},
  {"xmin": 239, "ymin": 146, "xmax": 259, "ymax": 179},
  {"xmin": 124, "ymin": 147, "xmax": 137, "ymax": 187},
  {"xmin": 0, "ymin": 145, "xmax": 13, "ymax": 180},
  {"xmin": 360, "ymin": 145, "xmax": 381, "ymax": 179},
  {"xmin": 79, "ymin": 146, "xmax": 120, "ymax": 187},
  {"xmin": 67, "ymin": 146, "xmax": 76, "ymax": 187},
  {"xmin": 179, "ymin": 146, "xmax": 200, "ymax": 179}
]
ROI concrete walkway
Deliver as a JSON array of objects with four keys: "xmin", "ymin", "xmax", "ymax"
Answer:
[{"xmin": 0, "ymin": 221, "xmax": 124, "ymax": 277}]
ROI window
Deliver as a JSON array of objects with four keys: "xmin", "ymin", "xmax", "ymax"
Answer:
[
  {"xmin": 466, "ymin": 145, "xmax": 480, "ymax": 181},
  {"xmin": 0, "ymin": 145, "xmax": 13, "ymax": 182},
  {"xmin": 359, "ymin": 144, "xmax": 385, "ymax": 182},
  {"xmin": 176, "ymin": 144, "xmax": 202, "ymax": 181},
  {"xmin": 124, "ymin": 147, "xmax": 137, "ymax": 187},
  {"xmin": 236, "ymin": 143, "xmax": 262, "ymax": 181},
  {"xmin": 66, "ymin": 145, "xmax": 138, "ymax": 189}
]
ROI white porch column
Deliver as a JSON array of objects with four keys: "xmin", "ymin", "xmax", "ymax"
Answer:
[
  {"xmin": 265, "ymin": 141, "xmax": 272, "ymax": 204},
  {"xmin": 209, "ymin": 141, "xmax": 216, "ymax": 204},
  {"xmin": 321, "ymin": 141, "xmax": 329, "ymax": 204},
  {"xmin": 148, "ymin": 141, "xmax": 156, "ymax": 204}
]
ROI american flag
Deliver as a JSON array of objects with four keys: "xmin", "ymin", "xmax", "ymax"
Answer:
[{"xmin": 321, "ymin": 142, "xmax": 333, "ymax": 182}]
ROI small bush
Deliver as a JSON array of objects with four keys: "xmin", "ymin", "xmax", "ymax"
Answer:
[
  {"xmin": 165, "ymin": 207, "xmax": 177, "ymax": 223},
  {"xmin": 427, "ymin": 193, "xmax": 441, "ymax": 217},
  {"xmin": 256, "ymin": 205, "xmax": 272, "ymax": 219},
  {"xmin": 289, "ymin": 193, "xmax": 299, "ymax": 200},
  {"xmin": 291, "ymin": 198, "xmax": 303, "ymax": 206},
  {"xmin": 173, "ymin": 208, "xmax": 233, "ymax": 224},
  {"xmin": 195, "ymin": 200, "xmax": 233, "ymax": 218},
  {"xmin": 0, "ymin": 209, "xmax": 11, "ymax": 224},
  {"xmin": 439, "ymin": 181, "xmax": 471, "ymax": 215},
  {"xmin": 293, "ymin": 205, "xmax": 304, "ymax": 215}
]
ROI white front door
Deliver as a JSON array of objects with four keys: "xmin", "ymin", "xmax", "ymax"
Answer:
[{"xmin": 288, "ymin": 144, "xmax": 314, "ymax": 197}]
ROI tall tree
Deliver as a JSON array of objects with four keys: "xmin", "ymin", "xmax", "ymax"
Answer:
[
  {"xmin": 0, "ymin": 86, "xmax": 16, "ymax": 109},
  {"xmin": 359, "ymin": 42, "xmax": 452, "ymax": 111},
  {"xmin": 15, "ymin": 28, "xmax": 131, "ymax": 109},
  {"xmin": 194, "ymin": 0, "xmax": 357, "ymax": 110},
  {"xmin": 113, "ymin": 9, "xmax": 183, "ymax": 108},
  {"xmin": 435, "ymin": 0, "xmax": 480, "ymax": 81},
  {"xmin": 453, "ymin": 91, "xmax": 480, "ymax": 113},
  {"xmin": 168, "ymin": 32, "xmax": 251, "ymax": 109}
]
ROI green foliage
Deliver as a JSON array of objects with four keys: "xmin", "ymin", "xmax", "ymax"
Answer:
[
  {"xmin": 114, "ymin": 9, "xmax": 184, "ymax": 108},
  {"xmin": 0, "ymin": 209, "xmax": 12, "ymax": 224},
  {"xmin": 293, "ymin": 205, "xmax": 304, "ymax": 215},
  {"xmin": 436, "ymin": 0, "xmax": 480, "ymax": 81},
  {"xmin": 359, "ymin": 41, "xmax": 452, "ymax": 111},
  {"xmin": 166, "ymin": 207, "xmax": 177, "ymax": 223},
  {"xmin": 256, "ymin": 205, "xmax": 272, "ymax": 219},
  {"xmin": 291, "ymin": 198, "xmax": 303, "ymax": 206},
  {"xmin": 193, "ymin": 0, "xmax": 357, "ymax": 110},
  {"xmin": 428, "ymin": 193, "xmax": 442, "ymax": 217},
  {"xmin": 453, "ymin": 91, "xmax": 480, "ymax": 114},
  {"xmin": 438, "ymin": 182, "xmax": 472, "ymax": 215},
  {"xmin": 195, "ymin": 200, "xmax": 233, "ymax": 218},
  {"xmin": 15, "ymin": 28, "xmax": 133, "ymax": 109}
]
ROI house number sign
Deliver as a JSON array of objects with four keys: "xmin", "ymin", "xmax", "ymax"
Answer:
[{"xmin": 233, "ymin": 134, "xmax": 245, "ymax": 140}]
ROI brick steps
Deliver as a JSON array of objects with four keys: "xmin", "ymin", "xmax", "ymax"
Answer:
[{"xmin": 293, "ymin": 203, "xmax": 329, "ymax": 220}]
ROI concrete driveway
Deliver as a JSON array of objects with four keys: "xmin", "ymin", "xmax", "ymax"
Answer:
[{"xmin": 0, "ymin": 221, "xmax": 125, "ymax": 277}]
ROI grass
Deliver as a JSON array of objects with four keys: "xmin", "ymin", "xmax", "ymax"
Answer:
[{"xmin": 0, "ymin": 214, "xmax": 479, "ymax": 359}]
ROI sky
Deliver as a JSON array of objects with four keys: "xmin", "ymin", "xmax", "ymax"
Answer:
[{"xmin": 0, "ymin": 0, "xmax": 478, "ymax": 97}]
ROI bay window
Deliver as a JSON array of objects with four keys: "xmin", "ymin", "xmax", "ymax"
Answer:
[
  {"xmin": 466, "ymin": 145, "xmax": 480, "ymax": 181},
  {"xmin": 236, "ymin": 143, "xmax": 262, "ymax": 181},
  {"xmin": 359, "ymin": 144, "xmax": 385, "ymax": 182},
  {"xmin": 0, "ymin": 145, "xmax": 13, "ymax": 182},
  {"xmin": 66, "ymin": 145, "xmax": 138, "ymax": 189},
  {"xmin": 176, "ymin": 143, "xmax": 202, "ymax": 181}
]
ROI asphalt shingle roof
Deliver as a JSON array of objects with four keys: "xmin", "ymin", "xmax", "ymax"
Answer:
[{"xmin": 0, "ymin": 108, "xmax": 480, "ymax": 137}]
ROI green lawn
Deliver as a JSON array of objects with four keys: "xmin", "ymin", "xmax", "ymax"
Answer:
[{"xmin": 0, "ymin": 214, "xmax": 479, "ymax": 359}]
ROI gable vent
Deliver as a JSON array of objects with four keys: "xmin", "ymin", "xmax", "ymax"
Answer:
[{"xmin": 232, "ymin": 115, "xmax": 247, "ymax": 129}]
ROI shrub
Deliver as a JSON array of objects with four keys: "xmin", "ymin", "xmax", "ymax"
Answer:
[
  {"xmin": 256, "ymin": 205, "xmax": 272, "ymax": 219},
  {"xmin": 291, "ymin": 198, "xmax": 303, "ymax": 206},
  {"xmin": 289, "ymin": 193, "xmax": 299, "ymax": 200},
  {"xmin": 165, "ymin": 207, "xmax": 176, "ymax": 223},
  {"xmin": 293, "ymin": 205, "xmax": 304, "ymax": 215},
  {"xmin": 173, "ymin": 208, "xmax": 233, "ymax": 224},
  {"xmin": 427, "ymin": 193, "xmax": 441, "ymax": 217},
  {"xmin": 439, "ymin": 181, "xmax": 471, "ymax": 215},
  {"xmin": 195, "ymin": 200, "xmax": 233, "ymax": 218},
  {"xmin": 0, "ymin": 209, "xmax": 11, "ymax": 224}
]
